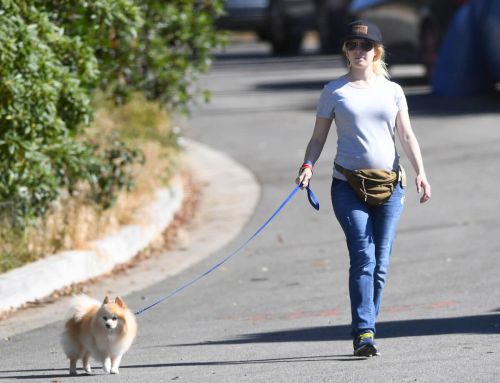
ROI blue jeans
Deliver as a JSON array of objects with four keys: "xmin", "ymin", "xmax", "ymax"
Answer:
[{"xmin": 331, "ymin": 178, "xmax": 405, "ymax": 337}]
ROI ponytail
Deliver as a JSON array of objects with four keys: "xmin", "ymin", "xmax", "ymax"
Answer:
[{"xmin": 373, "ymin": 44, "xmax": 390, "ymax": 79}]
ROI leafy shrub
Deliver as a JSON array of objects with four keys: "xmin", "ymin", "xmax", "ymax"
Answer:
[
  {"xmin": 126, "ymin": 0, "xmax": 227, "ymax": 112},
  {"xmin": 0, "ymin": 1, "xmax": 100, "ymax": 222},
  {"xmin": 0, "ymin": 95, "xmax": 179, "ymax": 273},
  {"xmin": 35, "ymin": 0, "xmax": 226, "ymax": 111},
  {"xmin": 0, "ymin": 0, "xmax": 224, "ymax": 226},
  {"xmin": 86, "ymin": 134, "xmax": 145, "ymax": 209}
]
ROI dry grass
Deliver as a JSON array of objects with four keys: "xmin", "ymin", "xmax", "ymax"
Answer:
[{"xmin": 0, "ymin": 94, "xmax": 182, "ymax": 273}]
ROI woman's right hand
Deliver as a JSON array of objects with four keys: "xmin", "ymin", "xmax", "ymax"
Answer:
[{"xmin": 296, "ymin": 167, "xmax": 313, "ymax": 189}]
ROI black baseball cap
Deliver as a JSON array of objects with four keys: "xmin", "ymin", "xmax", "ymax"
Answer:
[{"xmin": 342, "ymin": 20, "xmax": 383, "ymax": 44}]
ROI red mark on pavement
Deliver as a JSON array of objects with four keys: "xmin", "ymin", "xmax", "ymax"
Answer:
[
  {"xmin": 384, "ymin": 305, "xmax": 417, "ymax": 313},
  {"xmin": 287, "ymin": 311, "xmax": 307, "ymax": 320},
  {"xmin": 249, "ymin": 314, "xmax": 274, "ymax": 321},
  {"xmin": 287, "ymin": 309, "xmax": 340, "ymax": 320},
  {"xmin": 429, "ymin": 300, "xmax": 457, "ymax": 309},
  {"xmin": 319, "ymin": 309, "xmax": 340, "ymax": 317},
  {"xmin": 241, "ymin": 309, "xmax": 342, "ymax": 322}
]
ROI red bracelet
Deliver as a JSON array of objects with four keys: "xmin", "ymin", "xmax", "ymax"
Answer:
[{"xmin": 299, "ymin": 163, "xmax": 313, "ymax": 174}]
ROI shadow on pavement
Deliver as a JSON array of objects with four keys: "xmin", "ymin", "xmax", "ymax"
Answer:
[
  {"xmin": 171, "ymin": 313, "xmax": 500, "ymax": 347},
  {"xmin": 256, "ymin": 79, "xmax": 327, "ymax": 92},
  {"xmin": 3, "ymin": 314, "xmax": 497, "ymax": 378},
  {"xmin": 212, "ymin": 54, "xmax": 342, "ymax": 72},
  {"xmin": 405, "ymin": 92, "xmax": 500, "ymax": 116},
  {"xmin": 254, "ymin": 77, "xmax": 500, "ymax": 116},
  {"xmin": 0, "ymin": 368, "xmax": 73, "ymax": 380},
  {"xmin": 254, "ymin": 76, "xmax": 429, "ymax": 92},
  {"xmin": 213, "ymin": 50, "xmax": 323, "ymax": 62},
  {"xmin": 0, "ymin": 355, "xmax": 364, "ymax": 378},
  {"xmin": 214, "ymin": 52, "xmax": 275, "ymax": 62},
  {"xmin": 121, "ymin": 354, "xmax": 363, "ymax": 369}
]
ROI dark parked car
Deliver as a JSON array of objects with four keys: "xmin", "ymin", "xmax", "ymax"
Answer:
[
  {"xmin": 348, "ymin": 0, "xmax": 465, "ymax": 77},
  {"xmin": 349, "ymin": 0, "xmax": 500, "ymax": 94},
  {"xmin": 217, "ymin": 0, "xmax": 351, "ymax": 54},
  {"xmin": 431, "ymin": 0, "xmax": 500, "ymax": 95}
]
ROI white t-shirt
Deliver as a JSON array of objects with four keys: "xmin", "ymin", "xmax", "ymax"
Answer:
[{"xmin": 316, "ymin": 74, "xmax": 408, "ymax": 180}]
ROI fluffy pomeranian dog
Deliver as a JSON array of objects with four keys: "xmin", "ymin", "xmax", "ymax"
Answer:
[{"xmin": 61, "ymin": 295, "xmax": 137, "ymax": 375}]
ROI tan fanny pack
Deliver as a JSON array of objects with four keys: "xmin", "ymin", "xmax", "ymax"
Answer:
[{"xmin": 334, "ymin": 163, "xmax": 405, "ymax": 206}]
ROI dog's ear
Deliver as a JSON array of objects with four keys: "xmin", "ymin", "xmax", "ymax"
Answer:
[
  {"xmin": 103, "ymin": 296, "xmax": 110, "ymax": 304},
  {"xmin": 115, "ymin": 296, "xmax": 127, "ymax": 309}
]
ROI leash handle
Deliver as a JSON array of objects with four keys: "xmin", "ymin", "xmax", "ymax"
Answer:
[
  {"xmin": 134, "ymin": 184, "xmax": 319, "ymax": 316},
  {"xmin": 306, "ymin": 186, "xmax": 319, "ymax": 210}
]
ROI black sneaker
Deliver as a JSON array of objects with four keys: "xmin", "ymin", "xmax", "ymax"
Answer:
[{"xmin": 353, "ymin": 331, "xmax": 379, "ymax": 357}]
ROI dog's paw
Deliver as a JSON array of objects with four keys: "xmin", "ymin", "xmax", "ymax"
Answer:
[
  {"xmin": 103, "ymin": 358, "xmax": 111, "ymax": 373},
  {"xmin": 84, "ymin": 366, "xmax": 92, "ymax": 374},
  {"xmin": 110, "ymin": 368, "xmax": 120, "ymax": 374},
  {"xmin": 69, "ymin": 369, "xmax": 77, "ymax": 376}
]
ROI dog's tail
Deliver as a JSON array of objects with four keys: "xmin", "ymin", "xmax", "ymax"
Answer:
[{"xmin": 66, "ymin": 294, "xmax": 101, "ymax": 322}]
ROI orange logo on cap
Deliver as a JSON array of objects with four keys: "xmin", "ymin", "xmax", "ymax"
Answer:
[{"xmin": 352, "ymin": 25, "xmax": 368, "ymax": 35}]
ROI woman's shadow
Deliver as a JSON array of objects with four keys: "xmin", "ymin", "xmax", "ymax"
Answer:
[{"xmin": 169, "ymin": 312, "xmax": 500, "ymax": 347}]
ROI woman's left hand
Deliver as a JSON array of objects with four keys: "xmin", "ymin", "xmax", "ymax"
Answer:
[{"xmin": 416, "ymin": 174, "xmax": 431, "ymax": 203}]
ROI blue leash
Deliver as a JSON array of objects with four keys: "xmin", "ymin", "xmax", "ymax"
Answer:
[{"xmin": 134, "ymin": 184, "xmax": 319, "ymax": 316}]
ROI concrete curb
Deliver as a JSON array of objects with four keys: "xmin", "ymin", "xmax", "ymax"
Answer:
[
  {"xmin": 0, "ymin": 139, "xmax": 260, "ymax": 317},
  {"xmin": 0, "ymin": 184, "xmax": 183, "ymax": 315}
]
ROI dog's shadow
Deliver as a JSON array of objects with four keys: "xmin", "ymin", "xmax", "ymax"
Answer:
[
  {"xmin": 0, "ymin": 368, "xmax": 74, "ymax": 380},
  {"xmin": 0, "ymin": 368, "xmax": 101, "ymax": 380},
  {"xmin": 0, "ymin": 354, "xmax": 363, "ymax": 380}
]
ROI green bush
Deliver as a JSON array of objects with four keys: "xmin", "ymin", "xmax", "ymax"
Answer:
[
  {"xmin": 127, "ymin": 0, "xmax": 226, "ymax": 112},
  {"xmin": 86, "ymin": 134, "xmax": 145, "ymax": 209},
  {"xmin": 0, "ymin": 1, "xmax": 101, "ymax": 222},
  {"xmin": 36, "ymin": 0, "xmax": 226, "ymax": 111},
  {"xmin": 0, "ymin": 0, "xmax": 225, "ymax": 226}
]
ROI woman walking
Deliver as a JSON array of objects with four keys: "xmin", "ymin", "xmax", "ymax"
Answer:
[{"xmin": 296, "ymin": 20, "xmax": 431, "ymax": 357}]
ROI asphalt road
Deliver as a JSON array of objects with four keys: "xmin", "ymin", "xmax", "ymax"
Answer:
[{"xmin": 1, "ymin": 38, "xmax": 500, "ymax": 382}]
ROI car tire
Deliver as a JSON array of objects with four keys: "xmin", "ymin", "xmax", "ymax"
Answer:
[
  {"xmin": 268, "ymin": 0, "xmax": 304, "ymax": 54},
  {"xmin": 316, "ymin": 1, "xmax": 345, "ymax": 54},
  {"xmin": 420, "ymin": 19, "xmax": 441, "ymax": 81}
]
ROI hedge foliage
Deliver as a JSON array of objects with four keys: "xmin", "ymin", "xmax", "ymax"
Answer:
[{"xmin": 0, "ymin": 0, "xmax": 225, "ymax": 225}]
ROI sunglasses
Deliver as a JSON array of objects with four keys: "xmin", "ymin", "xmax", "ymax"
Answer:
[{"xmin": 345, "ymin": 40, "xmax": 374, "ymax": 51}]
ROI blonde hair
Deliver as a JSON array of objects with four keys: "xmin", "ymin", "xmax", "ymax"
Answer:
[{"xmin": 343, "ymin": 42, "xmax": 390, "ymax": 79}]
